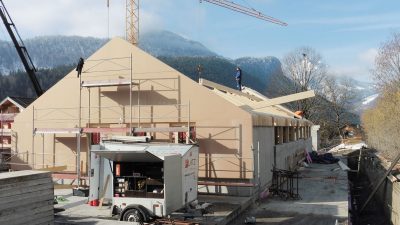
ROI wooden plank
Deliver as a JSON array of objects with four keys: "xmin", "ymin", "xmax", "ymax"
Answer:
[
  {"xmin": 252, "ymin": 90, "xmax": 315, "ymax": 109},
  {"xmin": 0, "ymin": 178, "xmax": 52, "ymax": 192},
  {"xmin": 83, "ymin": 127, "xmax": 131, "ymax": 133},
  {"xmin": 98, "ymin": 174, "xmax": 110, "ymax": 208},
  {"xmin": 30, "ymin": 215, "xmax": 54, "ymax": 225},
  {"xmin": 199, "ymin": 78, "xmax": 263, "ymax": 101},
  {"xmin": 81, "ymin": 79, "xmax": 139, "ymax": 88},
  {"xmin": 52, "ymin": 173, "xmax": 88, "ymax": 180},
  {"xmin": 0, "ymin": 170, "xmax": 54, "ymax": 225},
  {"xmin": 0, "ymin": 188, "xmax": 53, "ymax": 209},
  {"xmin": 0, "ymin": 171, "xmax": 51, "ymax": 186},
  {"xmin": 54, "ymin": 184, "xmax": 78, "ymax": 189},
  {"xmin": 36, "ymin": 165, "xmax": 67, "ymax": 172},
  {"xmin": 34, "ymin": 128, "xmax": 81, "ymax": 134},
  {"xmin": 0, "ymin": 182, "xmax": 53, "ymax": 198},
  {"xmin": 338, "ymin": 160, "xmax": 350, "ymax": 171},
  {"xmin": 198, "ymin": 181, "xmax": 255, "ymax": 187},
  {"xmin": 244, "ymin": 88, "xmax": 302, "ymax": 118},
  {"xmin": 0, "ymin": 202, "xmax": 53, "ymax": 224},
  {"xmin": 133, "ymin": 127, "xmax": 188, "ymax": 133},
  {"xmin": 0, "ymin": 191, "xmax": 53, "ymax": 211}
]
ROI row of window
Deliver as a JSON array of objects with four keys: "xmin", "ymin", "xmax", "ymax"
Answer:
[
  {"xmin": 274, "ymin": 126, "xmax": 311, "ymax": 145},
  {"xmin": 0, "ymin": 121, "xmax": 12, "ymax": 129}
]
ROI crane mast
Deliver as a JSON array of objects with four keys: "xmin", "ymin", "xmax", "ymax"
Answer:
[
  {"xmin": 124, "ymin": 0, "xmax": 286, "ymax": 45},
  {"xmin": 0, "ymin": 0, "xmax": 43, "ymax": 96},
  {"xmin": 126, "ymin": 0, "xmax": 139, "ymax": 45}
]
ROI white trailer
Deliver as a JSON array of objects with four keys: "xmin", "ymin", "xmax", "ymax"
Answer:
[{"xmin": 91, "ymin": 142, "xmax": 199, "ymax": 223}]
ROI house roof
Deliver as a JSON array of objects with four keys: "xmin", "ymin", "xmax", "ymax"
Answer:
[
  {"xmin": 0, "ymin": 96, "xmax": 36, "ymax": 110},
  {"xmin": 199, "ymin": 79, "xmax": 313, "ymax": 126},
  {"xmin": 15, "ymin": 37, "xmax": 312, "ymax": 129}
]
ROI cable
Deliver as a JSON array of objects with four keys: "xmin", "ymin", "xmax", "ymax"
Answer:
[{"xmin": 239, "ymin": 0, "xmax": 255, "ymax": 11}]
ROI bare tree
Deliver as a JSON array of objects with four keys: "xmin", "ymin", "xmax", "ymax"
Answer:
[
  {"xmin": 281, "ymin": 47, "xmax": 327, "ymax": 119},
  {"xmin": 373, "ymin": 32, "xmax": 400, "ymax": 92},
  {"xmin": 322, "ymin": 76, "xmax": 356, "ymax": 139}
]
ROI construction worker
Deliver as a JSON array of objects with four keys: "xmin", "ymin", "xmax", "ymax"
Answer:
[
  {"xmin": 235, "ymin": 66, "xmax": 242, "ymax": 91},
  {"xmin": 294, "ymin": 110, "xmax": 304, "ymax": 119},
  {"xmin": 76, "ymin": 57, "xmax": 84, "ymax": 78}
]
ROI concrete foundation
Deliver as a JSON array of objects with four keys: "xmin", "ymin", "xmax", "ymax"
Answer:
[{"xmin": 360, "ymin": 150, "xmax": 400, "ymax": 225}]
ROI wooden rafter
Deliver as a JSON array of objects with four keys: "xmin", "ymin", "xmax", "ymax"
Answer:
[
  {"xmin": 199, "ymin": 78, "xmax": 262, "ymax": 101},
  {"xmin": 251, "ymin": 90, "xmax": 315, "ymax": 110}
]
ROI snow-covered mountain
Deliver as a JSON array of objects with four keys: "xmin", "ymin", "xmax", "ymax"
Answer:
[
  {"xmin": 234, "ymin": 57, "xmax": 290, "ymax": 97},
  {"xmin": 0, "ymin": 30, "xmax": 216, "ymax": 75},
  {"xmin": 362, "ymin": 93, "xmax": 379, "ymax": 105},
  {"xmin": 0, "ymin": 30, "xmax": 376, "ymax": 116},
  {"xmin": 344, "ymin": 78, "xmax": 378, "ymax": 114}
]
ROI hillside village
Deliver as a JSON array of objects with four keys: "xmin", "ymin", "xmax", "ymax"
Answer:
[{"xmin": 0, "ymin": 1, "xmax": 400, "ymax": 225}]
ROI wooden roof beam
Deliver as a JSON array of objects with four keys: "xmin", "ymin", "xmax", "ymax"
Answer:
[
  {"xmin": 199, "ymin": 78, "xmax": 262, "ymax": 102},
  {"xmin": 252, "ymin": 90, "xmax": 315, "ymax": 110}
]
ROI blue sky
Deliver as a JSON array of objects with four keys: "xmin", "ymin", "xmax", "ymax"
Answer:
[{"xmin": 1, "ymin": 0, "xmax": 400, "ymax": 82}]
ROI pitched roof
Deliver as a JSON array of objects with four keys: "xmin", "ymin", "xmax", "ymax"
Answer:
[
  {"xmin": 8, "ymin": 96, "xmax": 36, "ymax": 108},
  {"xmin": 199, "ymin": 79, "xmax": 313, "ymax": 126},
  {"xmin": 0, "ymin": 96, "xmax": 35, "ymax": 110}
]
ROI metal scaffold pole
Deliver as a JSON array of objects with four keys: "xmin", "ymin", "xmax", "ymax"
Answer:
[
  {"xmin": 130, "ymin": 54, "xmax": 133, "ymax": 132},
  {"xmin": 32, "ymin": 105, "xmax": 35, "ymax": 168},
  {"xmin": 187, "ymin": 101, "xmax": 190, "ymax": 144},
  {"xmin": 77, "ymin": 133, "xmax": 81, "ymax": 187},
  {"xmin": 77, "ymin": 70, "xmax": 82, "ymax": 186}
]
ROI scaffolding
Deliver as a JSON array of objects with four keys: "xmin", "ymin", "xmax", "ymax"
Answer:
[{"xmin": 30, "ymin": 55, "xmax": 194, "ymax": 186}]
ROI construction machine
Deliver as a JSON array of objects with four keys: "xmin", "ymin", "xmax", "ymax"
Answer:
[{"xmin": 0, "ymin": 0, "xmax": 43, "ymax": 97}]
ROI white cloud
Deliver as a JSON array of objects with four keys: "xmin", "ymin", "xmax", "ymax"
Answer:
[
  {"xmin": 358, "ymin": 48, "xmax": 378, "ymax": 65},
  {"xmin": 0, "ymin": 0, "xmax": 171, "ymax": 39},
  {"xmin": 330, "ymin": 64, "xmax": 372, "ymax": 82},
  {"xmin": 294, "ymin": 12, "xmax": 400, "ymax": 26},
  {"xmin": 333, "ymin": 24, "xmax": 400, "ymax": 33},
  {"xmin": 1, "ymin": 0, "xmax": 117, "ymax": 38}
]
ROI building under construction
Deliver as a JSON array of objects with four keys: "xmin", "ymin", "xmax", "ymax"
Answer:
[{"xmin": 9, "ymin": 38, "xmax": 315, "ymax": 197}]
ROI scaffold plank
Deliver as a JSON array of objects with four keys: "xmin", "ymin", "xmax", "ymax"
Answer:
[
  {"xmin": 34, "ymin": 128, "xmax": 81, "ymax": 134},
  {"xmin": 82, "ymin": 127, "xmax": 131, "ymax": 133},
  {"xmin": 133, "ymin": 127, "xmax": 189, "ymax": 133},
  {"xmin": 81, "ymin": 79, "xmax": 139, "ymax": 88}
]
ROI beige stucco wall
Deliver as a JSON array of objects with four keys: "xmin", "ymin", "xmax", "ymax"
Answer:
[{"xmin": 12, "ymin": 38, "xmax": 254, "ymax": 179}]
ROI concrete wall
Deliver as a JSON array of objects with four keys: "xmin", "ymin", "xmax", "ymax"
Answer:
[
  {"xmin": 252, "ymin": 127, "xmax": 274, "ymax": 190},
  {"xmin": 311, "ymin": 125, "xmax": 320, "ymax": 151},
  {"xmin": 362, "ymin": 153, "xmax": 400, "ymax": 225},
  {"xmin": 0, "ymin": 170, "xmax": 54, "ymax": 225},
  {"xmin": 275, "ymin": 138, "xmax": 312, "ymax": 171}
]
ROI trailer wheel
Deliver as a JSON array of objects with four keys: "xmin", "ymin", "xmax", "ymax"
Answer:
[{"xmin": 122, "ymin": 208, "xmax": 144, "ymax": 224}]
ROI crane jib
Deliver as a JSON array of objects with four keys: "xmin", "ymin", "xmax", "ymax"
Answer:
[{"xmin": 0, "ymin": 0, "xmax": 43, "ymax": 97}]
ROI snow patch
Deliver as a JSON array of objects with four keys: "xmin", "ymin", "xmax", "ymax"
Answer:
[
  {"xmin": 355, "ymin": 86, "xmax": 365, "ymax": 90},
  {"xmin": 362, "ymin": 94, "xmax": 379, "ymax": 105},
  {"xmin": 328, "ymin": 142, "xmax": 367, "ymax": 153}
]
